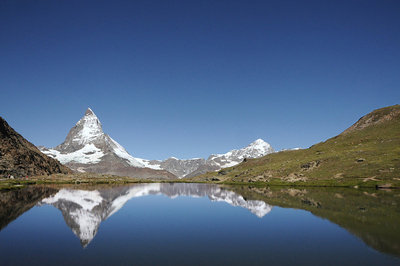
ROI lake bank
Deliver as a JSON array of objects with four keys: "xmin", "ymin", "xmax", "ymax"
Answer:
[{"xmin": 1, "ymin": 173, "xmax": 399, "ymax": 191}]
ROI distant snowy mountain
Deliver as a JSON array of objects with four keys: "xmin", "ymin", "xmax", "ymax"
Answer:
[
  {"xmin": 40, "ymin": 183, "xmax": 272, "ymax": 247},
  {"xmin": 39, "ymin": 108, "xmax": 175, "ymax": 180},
  {"xmin": 135, "ymin": 139, "xmax": 274, "ymax": 178},
  {"xmin": 208, "ymin": 138, "xmax": 274, "ymax": 168}
]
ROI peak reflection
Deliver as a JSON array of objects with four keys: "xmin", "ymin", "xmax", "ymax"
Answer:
[{"xmin": 40, "ymin": 183, "xmax": 271, "ymax": 247}]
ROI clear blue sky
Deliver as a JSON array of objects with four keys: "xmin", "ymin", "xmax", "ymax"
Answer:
[{"xmin": 1, "ymin": 0, "xmax": 399, "ymax": 160}]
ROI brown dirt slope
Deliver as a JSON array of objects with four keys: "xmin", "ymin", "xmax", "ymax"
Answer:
[{"xmin": 0, "ymin": 116, "xmax": 71, "ymax": 177}]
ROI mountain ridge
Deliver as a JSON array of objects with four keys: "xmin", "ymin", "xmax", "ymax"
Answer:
[
  {"xmin": 39, "ymin": 108, "xmax": 274, "ymax": 179},
  {"xmin": 135, "ymin": 138, "xmax": 274, "ymax": 178}
]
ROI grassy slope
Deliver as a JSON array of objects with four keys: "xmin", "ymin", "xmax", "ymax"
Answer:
[{"xmin": 191, "ymin": 105, "xmax": 400, "ymax": 187}]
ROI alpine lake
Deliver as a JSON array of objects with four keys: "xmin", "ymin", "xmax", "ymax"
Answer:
[{"xmin": 0, "ymin": 183, "xmax": 399, "ymax": 265}]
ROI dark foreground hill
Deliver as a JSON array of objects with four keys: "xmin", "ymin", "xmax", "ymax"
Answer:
[
  {"xmin": 192, "ymin": 105, "xmax": 400, "ymax": 187},
  {"xmin": 0, "ymin": 117, "xmax": 71, "ymax": 177}
]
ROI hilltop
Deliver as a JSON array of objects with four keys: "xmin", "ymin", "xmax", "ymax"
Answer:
[{"xmin": 191, "ymin": 105, "xmax": 400, "ymax": 188}]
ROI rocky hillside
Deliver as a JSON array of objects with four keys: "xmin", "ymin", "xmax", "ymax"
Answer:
[
  {"xmin": 192, "ymin": 105, "xmax": 400, "ymax": 187},
  {"xmin": 39, "ymin": 108, "xmax": 175, "ymax": 180},
  {"xmin": 0, "ymin": 117, "xmax": 71, "ymax": 177}
]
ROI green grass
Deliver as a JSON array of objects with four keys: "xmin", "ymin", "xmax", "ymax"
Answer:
[{"xmin": 0, "ymin": 173, "xmax": 196, "ymax": 190}]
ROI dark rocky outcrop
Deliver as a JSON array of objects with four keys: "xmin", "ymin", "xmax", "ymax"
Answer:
[{"xmin": 0, "ymin": 117, "xmax": 71, "ymax": 177}]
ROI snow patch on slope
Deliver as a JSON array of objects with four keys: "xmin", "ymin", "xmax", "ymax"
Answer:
[
  {"xmin": 134, "ymin": 158, "xmax": 162, "ymax": 170},
  {"xmin": 210, "ymin": 139, "xmax": 273, "ymax": 161},
  {"xmin": 42, "ymin": 144, "xmax": 104, "ymax": 164},
  {"xmin": 106, "ymin": 136, "xmax": 144, "ymax": 167}
]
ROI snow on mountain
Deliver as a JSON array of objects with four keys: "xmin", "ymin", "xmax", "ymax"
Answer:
[
  {"xmin": 280, "ymin": 147, "xmax": 302, "ymax": 151},
  {"xmin": 40, "ymin": 183, "xmax": 272, "ymax": 246},
  {"xmin": 40, "ymin": 108, "xmax": 145, "ymax": 169},
  {"xmin": 135, "ymin": 139, "xmax": 275, "ymax": 178},
  {"xmin": 42, "ymin": 143, "xmax": 104, "ymax": 164},
  {"xmin": 105, "ymin": 136, "xmax": 144, "ymax": 167},
  {"xmin": 38, "ymin": 108, "xmax": 274, "ymax": 179},
  {"xmin": 133, "ymin": 157, "xmax": 163, "ymax": 170},
  {"xmin": 71, "ymin": 108, "xmax": 104, "ymax": 146},
  {"xmin": 208, "ymin": 138, "xmax": 274, "ymax": 168}
]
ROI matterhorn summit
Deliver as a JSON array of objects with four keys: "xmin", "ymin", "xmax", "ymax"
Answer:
[
  {"xmin": 56, "ymin": 108, "xmax": 106, "ymax": 151},
  {"xmin": 40, "ymin": 108, "xmax": 175, "ymax": 179}
]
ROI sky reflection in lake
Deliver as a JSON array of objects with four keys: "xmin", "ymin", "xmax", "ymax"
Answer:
[{"xmin": 0, "ymin": 183, "xmax": 399, "ymax": 265}]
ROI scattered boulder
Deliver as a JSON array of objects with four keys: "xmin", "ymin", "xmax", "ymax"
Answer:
[
  {"xmin": 376, "ymin": 183, "xmax": 393, "ymax": 189},
  {"xmin": 301, "ymin": 160, "xmax": 320, "ymax": 171},
  {"xmin": 218, "ymin": 170, "xmax": 227, "ymax": 175},
  {"xmin": 334, "ymin": 173, "xmax": 344, "ymax": 179},
  {"xmin": 285, "ymin": 173, "xmax": 307, "ymax": 182},
  {"xmin": 301, "ymin": 199, "xmax": 321, "ymax": 208}
]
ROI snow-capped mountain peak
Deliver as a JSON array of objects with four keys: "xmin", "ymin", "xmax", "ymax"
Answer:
[
  {"xmin": 207, "ymin": 138, "xmax": 274, "ymax": 168},
  {"xmin": 85, "ymin": 107, "xmax": 95, "ymax": 116},
  {"xmin": 239, "ymin": 138, "xmax": 273, "ymax": 158},
  {"xmin": 40, "ymin": 108, "xmax": 146, "ymax": 169},
  {"xmin": 250, "ymin": 138, "xmax": 269, "ymax": 147},
  {"xmin": 72, "ymin": 108, "xmax": 103, "ymax": 146}
]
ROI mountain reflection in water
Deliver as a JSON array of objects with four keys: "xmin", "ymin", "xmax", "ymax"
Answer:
[
  {"xmin": 40, "ymin": 183, "xmax": 272, "ymax": 247},
  {"xmin": 0, "ymin": 183, "xmax": 399, "ymax": 264}
]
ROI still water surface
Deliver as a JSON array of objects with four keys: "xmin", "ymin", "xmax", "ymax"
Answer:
[{"xmin": 0, "ymin": 183, "xmax": 399, "ymax": 265}]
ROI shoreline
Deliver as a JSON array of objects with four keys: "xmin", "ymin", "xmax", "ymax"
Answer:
[{"xmin": 1, "ymin": 175, "xmax": 398, "ymax": 190}]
